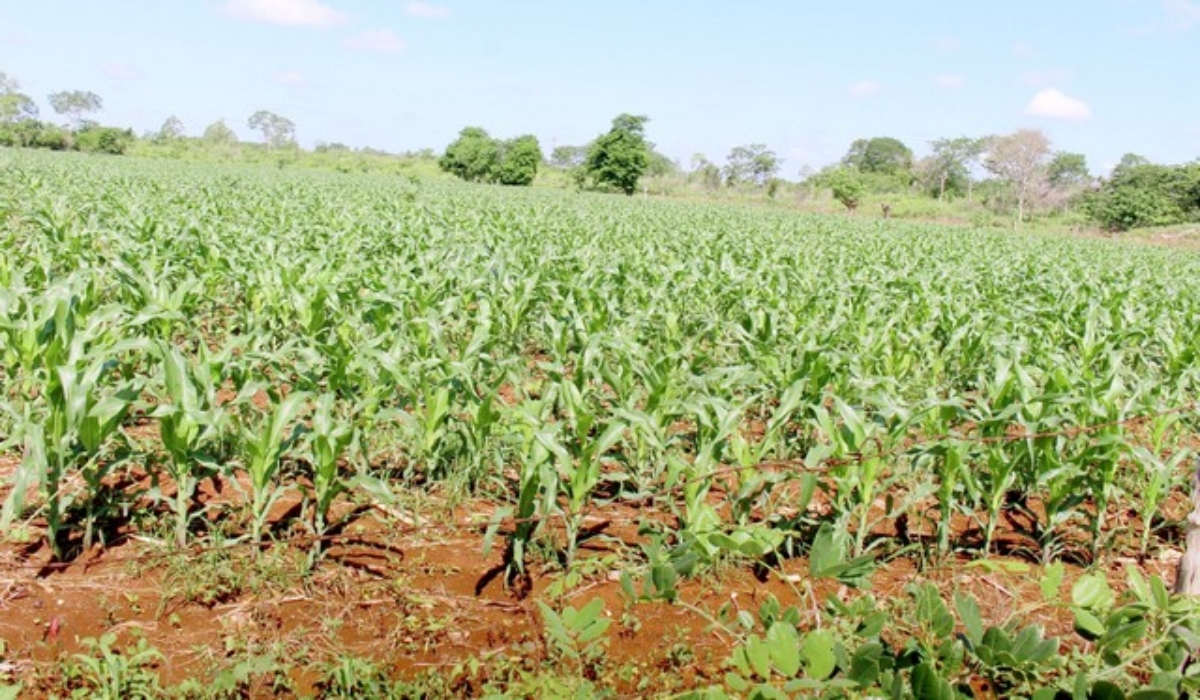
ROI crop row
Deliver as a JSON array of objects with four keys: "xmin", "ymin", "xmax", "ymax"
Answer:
[{"xmin": 0, "ymin": 150, "xmax": 1198, "ymax": 577}]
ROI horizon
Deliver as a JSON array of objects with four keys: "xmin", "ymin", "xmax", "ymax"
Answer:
[{"xmin": 2, "ymin": 0, "xmax": 1198, "ymax": 177}]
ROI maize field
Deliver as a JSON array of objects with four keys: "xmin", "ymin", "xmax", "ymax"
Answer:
[{"xmin": 2, "ymin": 149, "xmax": 1200, "ymax": 697}]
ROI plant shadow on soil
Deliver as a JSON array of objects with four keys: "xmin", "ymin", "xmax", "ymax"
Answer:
[{"xmin": 0, "ymin": 459, "xmax": 1191, "ymax": 698}]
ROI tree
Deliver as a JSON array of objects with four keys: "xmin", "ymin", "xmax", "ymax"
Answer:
[
  {"xmin": 689, "ymin": 153, "xmax": 722, "ymax": 191},
  {"xmin": 439, "ymin": 127, "xmax": 501, "ymax": 182},
  {"xmin": 924, "ymin": 136, "xmax": 986, "ymax": 200},
  {"xmin": 0, "ymin": 71, "xmax": 38, "ymax": 125},
  {"xmin": 47, "ymin": 90, "xmax": 102, "ymax": 129},
  {"xmin": 1083, "ymin": 162, "xmax": 1200, "ymax": 231},
  {"xmin": 495, "ymin": 134, "xmax": 543, "ymax": 186},
  {"xmin": 582, "ymin": 113, "xmax": 650, "ymax": 195},
  {"xmin": 842, "ymin": 136, "xmax": 914, "ymax": 176},
  {"xmin": 983, "ymin": 129, "xmax": 1051, "ymax": 226},
  {"xmin": 157, "ymin": 115, "xmax": 185, "ymax": 141},
  {"xmin": 247, "ymin": 109, "xmax": 296, "ymax": 151},
  {"xmin": 439, "ymin": 128, "xmax": 542, "ymax": 186},
  {"xmin": 549, "ymin": 145, "xmax": 587, "ymax": 169},
  {"xmin": 723, "ymin": 143, "xmax": 780, "ymax": 187},
  {"xmin": 825, "ymin": 168, "xmax": 866, "ymax": 213},
  {"xmin": 1047, "ymin": 151, "xmax": 1090, "ymax": 188},
  {"xmin": 645, "ymin": 147, "xmax": 679, "ymax": 178},
  {"xmin": 202, "ymin": 119, "xmax": 238, "ymax": 145},
  {"xmin": 1112, "ymin": 153, "xmax": 1151, "ymax": 178}
]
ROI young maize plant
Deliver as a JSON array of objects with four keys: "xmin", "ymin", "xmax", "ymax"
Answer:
[
  {"xmin": 0, "ymin": 149, "xmax": 1198, "ymax": 585},
  {"xmin": 149, "ymin": 341, "xmax": 233, "ymax": 548}
]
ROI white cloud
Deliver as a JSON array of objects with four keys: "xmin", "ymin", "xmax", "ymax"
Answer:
[
  {"xmin": 405, "ymin": 1, "xmax": 450, "ymax": 18},
  {"xmin": 1023, "ymin": 88, "xmax": 1092, "ymax": 120},
  {"xmin": 933, "ymin": 74, "xmax": 964, "ymax": 88},
  {"xmin": 346, "ymin": 29, "xmax": 406, "ymax": 53},
  {"xmin": 273, "ymin": 70, "xmax": 307, "ymax": 87},
  {"xmin": 848, "ymin": 80, "xmax": 881, "ymax": 97},
  {"xmin": 223, "ymin": 0, "xmax": 345, "ymax": 28}
]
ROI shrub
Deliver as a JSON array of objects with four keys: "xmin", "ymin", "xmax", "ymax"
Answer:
[{"xmin": 75, "ymin": 125, "xmax": 135, "ymax": 155}]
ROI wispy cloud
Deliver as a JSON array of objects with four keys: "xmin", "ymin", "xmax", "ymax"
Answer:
[
  {"xmin": 405, "ymin": 2, "xmax": 450, "ymax": 18},
  {"xmin": 933, "ymin": 74, "xmax": 964, "ymax": 89},
  {"xmin": 848, "ymin": 80, "xmax": 881, "ymax": 97},
  {"xmin": 3, "ymin": 31, "xmax": 30, "ymax": 46},
  {"xmin": 1023, "ymin": 88, "xmax": 1091, "ymax": 120},
  {"xmin": 223, "ymin": 0, "xmax": 346, "ymax": 28},
  {"xmin": 273, "ymin": 70, "xmax": 308, "ymax": 87},
  {"xmin": 346, "ymin": 29, "xmax": 405, "ymax": 53}
]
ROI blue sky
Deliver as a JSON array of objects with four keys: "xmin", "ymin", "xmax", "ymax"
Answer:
[{"xmin": 1, "ymin": 1, "xmax": 1197, "ymax": 177}]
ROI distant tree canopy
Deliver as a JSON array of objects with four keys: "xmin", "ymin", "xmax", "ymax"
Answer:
[
  {"xmin": 0, "ymin": 71, "xmax": 38, "ymax": 125},
  {"xmin": 47, "ymin": 90, "xmax": 102, "ymax": 129},
  {"xmin": 644, "ymin": 147, "xmax": 679, "ymax": 178},
  {"xmin": 439, "ymin": 127, "xmax": 543, "ymax": 186},
  {"xmin": 842, "ymin": 136, "xmax": 913, "ymax": 176},
  {"xmin": 203, "ymin": 119, "xmax": 239, "ymax": 145},
  {"xmin": 0, "ymin": 74, "xmax": 128, "ymax": 153},
  {"xmin": 723, "ymin": 143, "xmax": 780, "ymax": 187},
  {"xmin": 920, "ymin": 136, "xmax": 986, "ymax": 200},
  {"xmin": 1084, "ymin": 160, "xmax": 1200, "ymax": 231},
  {"xmin": 689, "ymin": 153, "xmax": 723, "ymax": 191},
  {"xmin": 549, "ymin": 144, "xmax": 587, "ymax": 169},
  {"xmin": 248, "ymin": 110, "xmax": 296, "ymax": 151},
  {"xmin": 1047, "ymin": 151, "xmax": 1091, "ymax": 188},
  {"xmin": 157, "ymin": 115, "xmax": 185, "ymax": 141},
  {"xmin": 983, "ymin": 129, "xmax": 1051, "ymax": 226},
  {"xmin": 580, "ymin": 113, "xmax": 650, "ymax": 195}
]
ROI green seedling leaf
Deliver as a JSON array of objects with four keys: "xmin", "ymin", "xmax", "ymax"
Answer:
[
  {"xmin": 954, "ymin": 592, "xmax": 984, "ymax": 646},
  {"xmin": 800, "ymin": 629, "xmax": 836, "ymax": 681},
  {"xmin": 1041, "ymin": 562, "xmax": 1065, "ymax": 601},
  {"xmin": 1088, "ymin": 680, "xmax": 1126, "ymax": 700},
  {"xmin": 910, "ymin": 662, "xmax": 956, "ymax": 700},
  {"xmin": 764, "ymin": 622, "xmax": 800, "ymax": 678},
  {"xmin": 1073, "ymin": 609, "xmax": 1107, "ymax": 640},
  {"xmin": 745, "ymin": 635, "xmax": 772, "ymax": 680},
  {"xmin": 725, "ymin": 672, "xmax": 749, "ymax": 693},
  {"xmin": 1072, "ymin": 573, "xmax": 1114, "ymax": 611},
  {"xmin": 965, "ymin": 558, "xmax": 1030, "ymax": 575}
]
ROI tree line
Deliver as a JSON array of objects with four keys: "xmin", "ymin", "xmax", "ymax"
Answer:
[{"xmin": 3, "ymin": 67, "xmax": 1197, "ymax": 232}]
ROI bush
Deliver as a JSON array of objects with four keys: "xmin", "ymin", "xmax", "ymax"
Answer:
[
  {"xmin": 75, "ymin": 125, "xmax": 135, "ymax": 155},
  {"xmin": 30, "ymin": 123, "xmax": 72, "ymax": 151},
  {"xmin": 439, "ymin": 128, "xmax": 541, "ymax": 186},
  {"xmin": 582, "ymin": 114, "xmax": 650, "ymax": 195},
  {"xmin": 1083, "ymin": 163, "xmax": 1200, "ymax": 231},
  {"xmin": 495, "ymin": 135, "xmax": 542, "ymax": 186}
]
